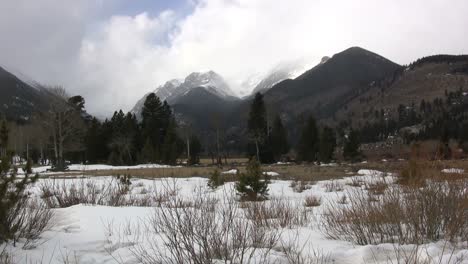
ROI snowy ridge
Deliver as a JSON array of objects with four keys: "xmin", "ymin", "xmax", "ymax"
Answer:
[{"xmin": 131, "ymin": 71, "xmax": 236, "ymax": 118}]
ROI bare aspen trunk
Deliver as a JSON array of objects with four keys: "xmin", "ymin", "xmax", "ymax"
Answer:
[
  {"xmin": 216, "ymin": 128, "xmax": 221, "ymax": 165},
  {"xmin": 52, "ymin": 115, "xmax": 58, "ymax": 166},
  {"xmin": 255, "ymin": 139, "xmax": 260, "ymax": 162},
  {"xmin": 58, "ymin": 112, "xmax": 64, "ymax": 170},
  {"xmin": 186, "ymin": 137, "xmax": 190, "ymax": 163}
]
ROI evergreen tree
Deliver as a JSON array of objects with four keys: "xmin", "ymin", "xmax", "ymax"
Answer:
[
  {"xmin": 247, "ymin": 93, "xmax": 273, "ymax": 163},
  {"xmin": 297, "ymin": 115, "xmax": 319, "ymax": 162},
  {"xmin": 0, "ymin": 121, "xmax": 39, "ymax": 244},
  {"xmin": 318, "ymin": 126, "xmax": 337, "ymax": 163},
  {"xmin": 270, "ymin": 115, "xmax": 289, "ymax": 161},
  {"xmin": 188, "ymin": 134, "xmax": 202, "ymax": 165},
  {"xmin": 141, "ymin": 138, "xmax": 155, "ymax": 163},
  {"xmin": 161, "ymin": 119, "xmax": 183, "ymax": 165},
  {"xmin": 141, "ymin": 93, "xmax": 164, "ymax": 161},
  {"xmin": 343, "ymin": 129, "xmax": 362, "ymax": 162},
  {"xmin": 207, "ymin": 169, "xmax": 224, "ymax": 189},
  {"xmin": 235, "ymin": 159, "xmax": 269, "ymax": 200},
  {"xmin": 85, "ymin": 118, "xmax": 102, "ymax": 163}
]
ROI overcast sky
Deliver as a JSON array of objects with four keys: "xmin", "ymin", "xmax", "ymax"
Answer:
[{"xmin": 1, "ymin": 0, "xmax": 468, "ymax": 116}]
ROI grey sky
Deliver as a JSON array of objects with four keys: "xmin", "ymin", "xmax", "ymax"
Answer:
[{"xmin": 1, "ymin": 0, "xmax": 467, "ymax": 116}]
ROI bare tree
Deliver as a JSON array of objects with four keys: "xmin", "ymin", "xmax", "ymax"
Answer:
[{"xmin": 39, "ymin": 86, "xmax": 86, "ymax": 171}]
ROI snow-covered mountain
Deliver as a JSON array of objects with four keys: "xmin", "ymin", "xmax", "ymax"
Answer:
[
  {"xmin": 131, "ymin": 71, "xmax": 236, "ymax": 118},
  {"xmin": 239, "ymin": 59, "xmax": 316, "ymax": 98}
]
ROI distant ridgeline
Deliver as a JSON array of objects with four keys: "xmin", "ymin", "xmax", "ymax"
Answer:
[{"xmin": 1, "ymin": 46, "xmax": 468, "ymax": 164}]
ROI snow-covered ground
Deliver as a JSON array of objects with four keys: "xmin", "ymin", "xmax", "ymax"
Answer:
[{"xmin": 4, "ymin": 170, "xmax": 467, "ymax": 264}]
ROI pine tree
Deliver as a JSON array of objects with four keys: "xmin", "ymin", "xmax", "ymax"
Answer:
[
  {"xmin": 141, "ymin": 93, "xmax": 164, "ymax": 161},
  {"xmin": 0, "ymin": 121, "xmax": 39, "ymax": 244},
  {"xmin": 247, "ymin": 93, "xmax": 273, "ymax": 163},
  {"xmin": 85, "ymin": 118, "xmax": 101, "ymax": 163},
  {"xmin": 188, "ymin": 134, "xmax": 202, "ymax": 165},
  {"xmin": 318, "ymin": 126, "xmax": 337, "ymax": 163},
  {"xmin": 141, "ymin": 138, "xmax": 155, "ymax": 163},
  {"xmin": 161, "ymin": 119, "xmax": 183, "ymax": 165},
  {"xmin": 207, "ymin": 169, "xmax": 224, "ymax": 189},
  {"xmin": 343, "ymin": 129, "xmax": 362, "ymax": 162},
  {"xmin": 297, "ymin": 115, "xmax": 319, "ymax": 162},
  {"xmin": 270, "ymin": 115, "xmax": 289, "ymax": 161},
  {"xmin": 235, "ymin": 159, "xmax": 269, "ymax": 201}
]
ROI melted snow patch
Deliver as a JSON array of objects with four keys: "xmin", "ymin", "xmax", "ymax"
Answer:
[
  {"xmin": 357, "ymin": 169, "xmax": 385, "ymax": 177},
  {"xmin": 222, "ymin": 169, "xmax": 238, "ymax": 174},
  {"xmin": 264, "ymin": 171, "xmax": 279, "ymax": 177},
  {"xmin": 441, "ymin": 168, "xmax": 464, "ymax": 174}
]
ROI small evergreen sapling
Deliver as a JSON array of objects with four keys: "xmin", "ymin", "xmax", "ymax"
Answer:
[
  {"xmin": 0, "ymin": 120, "xmax": 40, "ymax": 245},
  {"xmin": 236, "ymin": 159, "xmax": 269, "ymax": 201},
  {"xmin": 207, "ymin": 169, "xmax": 224, "ymax": 189}
]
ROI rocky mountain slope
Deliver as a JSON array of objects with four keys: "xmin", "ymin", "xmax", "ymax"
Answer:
[{"xmin": 0, "ymin": 66, "xmax": 51, "ymax": 121}]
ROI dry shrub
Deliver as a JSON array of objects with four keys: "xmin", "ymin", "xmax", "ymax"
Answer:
[
  {"xmin": 398, "ymin": 159, "xmax": 428, "ymax": 186},
  {"xmin": 369, "ymin": 242, "xmax": 466, "ymax": 264},
  {"xmin": 322, "ymin": 179, "xmax": 468, "ymax": 245},
  {"xmin": 304, "ymin": 195, "xmax": 322, "ymax": 207},
  {"xmin": 39, "ymin": 178, "xmax": 156, "ymax": 208},
  {"xmin": 337, "ymin": 195, "xmax": 347, "ymax": 205},
  {"xmin": 280, "ymin": 232, "xmax": 332, "ymax": 264},
  {"xmin": 290, "ymin": 180, "xmax": 314, "ymax": 193},
  {"xmin": 0, "ymin": 247, "xmax": 13, "ymax": 264},
  {"xmin": 1, "ymin": 196, "xmax": 54, "ymax": 249},
  {"xmin": 323, "ymin": 181, "xmax": 344, "ymax": 192},
  {"xmin": 365, "ymin": 179, "xmax": 389, "ymax": 196},
  {"xmin": 127, "ymin": 188, "xmax": 281, "ymax": 264},
  {"xmin": 347, "ymin": 177, "xmax": 365, "ymax": 187},
  {"xmin": 18, "ymin": 200, "xmax": 55, "ymax": 249},
  {"xmin": 244, "ymin": 198, "xmax": 309, "ymax": 228}
]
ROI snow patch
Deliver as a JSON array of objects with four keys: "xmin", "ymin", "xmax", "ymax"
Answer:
[{"xmin": 441, "ymin": 168, "xmax": 464, "ymax": 174}]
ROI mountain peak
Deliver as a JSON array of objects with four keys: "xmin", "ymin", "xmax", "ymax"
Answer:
[{"xmin": 131, "ymin": 70, "xmax": 236, "ymax": 118}]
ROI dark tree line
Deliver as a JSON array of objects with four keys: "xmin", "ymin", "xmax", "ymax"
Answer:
[
  {"xmin": 84, "ymin": 93, "xmax": 201, "ymax": 166},
  {"xmin": 357, "ymin": 88, "xmax": 468, "ymax": 151},
  {"xmin": 246, "ymin": 93, "xmax": 359, "ymax": 163}
]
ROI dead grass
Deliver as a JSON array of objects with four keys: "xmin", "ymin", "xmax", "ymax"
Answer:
[
  {"xmin": 244, "ymin": 198, "xmax": 310, "ymax": 228},
  {"xmin": 322, "ymin": 167, "xmax": 468, "ymax": 245},
  {"xmin": 323, "ymin": 181, "xmax": 344, "ymax": 192},
  {"xmin": 304, "ymin": 195, "xmax": 322, "ymax": 207}
]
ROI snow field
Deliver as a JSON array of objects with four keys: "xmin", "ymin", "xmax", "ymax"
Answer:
[{"xmin": 3, "ymin": 169, "xmax": 467, "ymax": 264}]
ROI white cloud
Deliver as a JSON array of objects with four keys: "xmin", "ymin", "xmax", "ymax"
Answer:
[{"xmin": 1, "ymin": 0, "xmax": 468, "ymax": 115}]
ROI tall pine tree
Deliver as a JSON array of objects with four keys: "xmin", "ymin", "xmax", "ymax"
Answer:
[
  {"xmin": 270, "ymin": 115, "xmax": 289, "ymax": 161},
  {"xmin": 343, "ymin": 129, "xmax": 362, "ymax": 162},
  {"xmin": 318, "ymin": 126, "xmax": 336, "ymax": 163},
  {"xmin": 297, "ymin": 115, "xmax": 319, "ymax": 162},
  {"xmin": 247, "ymin": 93, "xmax": 273, "ymax": 163}
]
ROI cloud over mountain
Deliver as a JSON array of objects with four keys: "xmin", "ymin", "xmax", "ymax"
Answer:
[{"xmin": 1, "ymin": 0, "xmax": 468, "ymax": 115}]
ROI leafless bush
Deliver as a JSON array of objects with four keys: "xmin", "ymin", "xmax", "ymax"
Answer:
[
  {"xmin": 369, "ymin": 242, "xmax": 466, "ymax": 264},
  {"xmin": 280, "ymin": 231, "xmax": 332, "ymax": 264},
  {"xmin": 118, "ymin": 187, "xmax": 281, "ymax": 264},
  {"xmin": 244, "ymin": 198, "xmax": 310, "ymax": 228},
  {"xmin": 18, "ymin": 200, "xmax": 55, "ymax": 249},
  {"xmin": 39, "ymin": 178, "xmax": 156, "ymax": 208},
  {"xmin": 337, "ymin": 195, "xmax": 347, "ymax": 205},
  {"xmin": 304, "ymin": 195, "xmax": 322, "ymax": 207},
  {"xmin": 322, "ymin": 179, "xmax": 468, "ymax": 245},
  {"xmin": 323, "ymin": 181, "xmax": 344, "ymax": 192},
  {"xmin": 291, "ymin": 180, "xmax": 314, "ymax": 193},
  {"xmin": 1, "ymin": 193, "xmax": 54, "ymax": 249},
  {"xmin": 347, "ymin": 177, "xmax": 364, "ymax": 187},
  {"xmin": 39, "ymin": 179, "xmax": 103, "ymax": 207},
  {"xmin": 0, "ymin": 246, "xmax": 13, "ymax": 264},
  {"xmin": 365, "ymin": 178, "xmax": 389, "ymax": 196}
]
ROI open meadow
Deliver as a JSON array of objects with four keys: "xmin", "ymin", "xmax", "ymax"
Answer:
[{"xmin": 2, "ymin": 160, "xmax": 467, "ymax": 264}]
